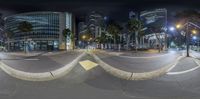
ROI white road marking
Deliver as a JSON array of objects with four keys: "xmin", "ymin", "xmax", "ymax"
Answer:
[
  {"xmin": 24, "ymin": 59, "xmax": 39, "ymax": 61},
  {"xmin": 167, "ymin": 66, "xmax": 200, "ymax": 75},
  {"xmin": 167, "ymin": 56, "xmax": 183, "ymax": 72},
  {"xmin": 167, "ymin": 58, "xmax": 200, "ymax": 75}
]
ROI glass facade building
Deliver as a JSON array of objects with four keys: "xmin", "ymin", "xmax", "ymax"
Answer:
[{"xmin": 4, "ymin": 11, "xmax": 73, "ymax": 51}]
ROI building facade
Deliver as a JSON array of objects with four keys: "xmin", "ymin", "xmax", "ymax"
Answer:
[
  {"xmin": 78, "ymin": 11, "xmax": 106, "ymax": 48},
  {"xmin": 4, "ymin": 11, "xmax": 74, "ymax": 51},
  {"xmin": 86, "ymin": 11, "xmax": 105, "ymax": 38},
  {"xmin": 139, "ymin": 8, "xmax": 167, "ymax": 49}
]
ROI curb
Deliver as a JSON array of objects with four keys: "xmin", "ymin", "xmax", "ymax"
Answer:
[
  {"xmin": 0, "ymin": 52, "xmax": 86, "ymax": 81},
  {"xmin": 90, "ymin": 52, "xmax": 184, "ymax": 80}
]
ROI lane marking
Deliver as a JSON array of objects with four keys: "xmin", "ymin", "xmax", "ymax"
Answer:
[
  {"xmin": 79, "ymin": 60, "xmax": 98, "ymax": 71},
  {"xmin": 167, "ymin": 56, "xmax": 183, "ymax": 72},
  {"xmin": 167, "ymin": 66, "xmax": 200, "ymax": 75},
  {"xmin": 24, "ymin": 59, "xmax": 39, "ymax": 61}
]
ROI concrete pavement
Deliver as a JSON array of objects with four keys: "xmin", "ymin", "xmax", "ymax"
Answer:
[
  {"xmin": 95, "ymin": 51, "xmax": 181, "ymax": 73},
  {"xmin": 0, "ymin": 50, "xmax": 199, "ymax": 98},
  {"xmin": 0, "ymin": 54, "xmax": 200, "ymax": 98},
  {"xmin": 0, "ymin": 51, "xmax": 82, "ymax": 73},
  {"xmin": 0, "ymin": 52, "xmax": 87, "ymax": 81}
]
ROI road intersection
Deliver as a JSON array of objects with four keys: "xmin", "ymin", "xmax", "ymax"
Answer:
[{"xmin": 0, "ymin": 50, "xmax": 200, "ymax": 98}]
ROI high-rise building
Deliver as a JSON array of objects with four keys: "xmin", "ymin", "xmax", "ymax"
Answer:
[
  {"xmin": 78, "ymin": 22, "xmax": 87, "ymax": 34},
  {"xmin": 4, "ymin": 11, "xmax": 74, "ymax": 51},
  {"xmin": 140, "ymin": 8, "xmax": 167, "ymax": 48},
  {"xmin": 86, "ymin": 11, "xmax": 105, "ymax": 38},
  {"xmin": 129, "ymin": 11, "xmax": 137, "ymax": 19}
]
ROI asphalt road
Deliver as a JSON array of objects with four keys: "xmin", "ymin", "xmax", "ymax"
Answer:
[
  {"xmin": 0, "ymin": 51, "xmax": 82, "ymax": 72},
  {"xmin": 96, "ymin": 51, "xmax": 181, "ymax": 73},
  {"xmin": 0, "ymin": 51, "xmax": 200, "ymax": 98}
]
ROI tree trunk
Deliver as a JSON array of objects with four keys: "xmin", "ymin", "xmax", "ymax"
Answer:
[
  {"xmin": 155, "ymin": 33, "xmax": 161, "ymax": 53},
  {"xmin": 135, "ymin": 31, "xmax": 138, "ymax": 52},
  {"xmin": 7, "ymin": 38, "xmax": 10, "ymax": 52},
  {"xmin": 114, "ymin": 35, "xmax": 116, "ymax": 50},
  {"xmin": 164, "ymin": 32, "xmax": 167, "ymax": 51},
  {"xmin": 118, "ymin": 35, "xmax": 122, "ymax": 51},
  {"xmin": 126, "ymin": 34, "xmax": 130, "ymax": 50}
]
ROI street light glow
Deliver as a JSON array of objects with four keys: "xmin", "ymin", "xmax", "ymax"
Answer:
[
  {"xmin": 192, "ymin": 30, "xmax": 197, "ymax": 34},
  {"xmin": 82, "ymin": 35, "xmax": 86, "ymax": 39},
  {"xmin": 176, "ymin": 24, "xmax": 181, "ymax": 29},
  {"xmin": 193, "ymin": 36, "xmax": 197, "ymax": 40},
  {"xmin": 169, "ymin": 27, "xmax": 175, "ymax": 31}
]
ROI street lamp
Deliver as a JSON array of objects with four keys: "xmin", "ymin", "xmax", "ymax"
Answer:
[
  {"xmin": 193, "ymin": 36, "xmax": 197, "ymax": 40},
  {"xmin": 82, "ymin": 35, "xmax": 86, "ymax": 40},
  {"xmin": 89, "ymin": 37, "xmax": 92, "ymax": 41},
  {"xmin": 176, "ymin": 24, "xmax": 181, "ymax": 29},
  {"xmin": 81, "ymin": 35, "xmax": 87, "ymax": 48},
  {"xmin": 192, "ymin": 29, "xmax": 197, "ymax": 34},
  {"xmin": 169, "ymin": 27, "xmax": 175, "ymax": 31}
]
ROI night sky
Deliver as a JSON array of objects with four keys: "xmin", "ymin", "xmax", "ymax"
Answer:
[{"xmin": 0, "ymin": 0, "xmax": 199, "ymax": 22}]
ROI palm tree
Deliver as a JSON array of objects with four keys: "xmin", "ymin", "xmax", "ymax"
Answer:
[
  {"xmin": 62, "ymin": 28, "xmax": 71, "ymax": 50},
  {"xmin": 127, "ymin": 18, "xmax": 143, "ymax": 51},
  {"xmin": 107, "ymin": 22, "xmax": 122, "ymax": 50},
  {"xmin": 18, "ymin": 21, "xmax": 33, "ymax": 53},
  {"xmin": 95, "ymin": 31, "xmax": 108, "ymax": 49}
]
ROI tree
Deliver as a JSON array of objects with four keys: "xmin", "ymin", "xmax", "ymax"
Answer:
[
  {"xmin": 62, "ymin": 28, "xmax": 71, "ymax": 50},
  {"xmin": 5, "ymin": 30, "xmax": 14, "ymax": 39},
  {"xmin": 5, "ymin": 30, "xmax": 13, "ymax": 51},
  {"xmin": 175, "ymin": 10, "xmax": 200, "ymax": 57},
  {"xmin": 127, "ymin": 18, "xmax": 143, "ymax": 51},
  {"xmin": 18, "ymin": 21, "xmax": 33, "ymax": 53},
  {"xmin": 148, "ymin": 20, "xmax": 165, "ymax": 52},
  {"xmin": 175, "ymin": 10, "xmax": 200, "ymax": 23},
  {"xmin": 18, "ymin": 21, "xmax": 33, "ymax": 32},
  {"xmin": 95, "ymin": 31, "xmax": 108, "ymax": 49},
  {"xmin": 79, "ymin": 29, "xmax": 93, "ymax": 48},
  {"xmin": 107, "ymin": 22, "xmax": 122, "ymax": 50}
]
